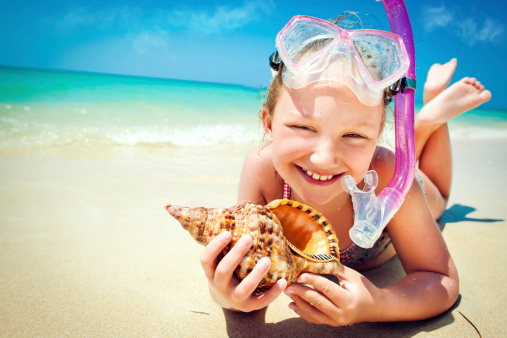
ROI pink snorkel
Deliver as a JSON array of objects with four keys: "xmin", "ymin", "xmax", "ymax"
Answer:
[{"xmin": 341, "ymin": 0, "xmax": 416, "ymax": 248}]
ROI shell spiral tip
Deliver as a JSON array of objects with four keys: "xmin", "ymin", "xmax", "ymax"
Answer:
[{"xmin": 165, "ymin": 204, "xmax": 182, "ymax": 218}]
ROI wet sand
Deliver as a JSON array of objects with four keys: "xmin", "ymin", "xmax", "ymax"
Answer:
[{"xmin": 0, "ymin": 139, "xmax": 506, "ymax": 336}]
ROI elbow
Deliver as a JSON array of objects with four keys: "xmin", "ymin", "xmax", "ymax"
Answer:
[{"xmin": 444, "ymin": 268, "xmax": 460, "ymax": 312}]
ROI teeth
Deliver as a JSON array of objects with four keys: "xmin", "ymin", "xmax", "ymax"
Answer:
[{"xmin": 304, "ymin": 169, "xmax": 334, "ymax": 181}]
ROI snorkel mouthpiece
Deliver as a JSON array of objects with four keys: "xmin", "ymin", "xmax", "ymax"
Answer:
[{"xmin": 342, "ymin": 172, "xmax": 404, "ymax": 248}]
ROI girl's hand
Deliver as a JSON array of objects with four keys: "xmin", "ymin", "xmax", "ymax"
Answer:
[
  {"xmin": 200, "ymin": 231, "xmax": 287, "ymax": 312},
  {"xmin": 284, "ymin": 266, "xmax": 383, "ymax": 326}
]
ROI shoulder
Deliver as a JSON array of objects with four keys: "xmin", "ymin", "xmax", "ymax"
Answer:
[
  {"xmin": 371, "ymin": 145, "xmax": 425, "ymax": 210},
  {"xmin": 238, "ymin": 145, "xmax": 284, "ymax": 205},
  {"xmin": 241, "ymin": 145, "xmax": 276, "ymax": 183},
  {"xmin": 371, "ymin": 146, "xmax": 396, "ymax": 193}
]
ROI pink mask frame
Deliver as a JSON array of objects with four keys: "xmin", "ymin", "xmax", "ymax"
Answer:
[
  {"xmin": 276, "ymin": 15, "xmax": 410, "ymax": 91},
  {"xmin": 275, "ymin": 14, "xmax": 410, "ymax": 100}
]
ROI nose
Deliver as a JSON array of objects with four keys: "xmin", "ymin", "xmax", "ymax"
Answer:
[{"xmin": 309, "ymin": 136, "xmax": 340, "ymax": 170}]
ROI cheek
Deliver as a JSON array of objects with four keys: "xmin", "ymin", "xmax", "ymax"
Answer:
[
  {"xmin": 343, "ymin": 142, "xmax": 377, "ymax": 177},
  {"xmin": 271, "ymin": 135, "xmax": 301, "ymax": 165},
  {"xmin": 270, "ymin": 130, "xmax": 310, "ymax": 172}
]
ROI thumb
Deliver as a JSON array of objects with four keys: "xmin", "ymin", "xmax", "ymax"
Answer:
[
  {"xmin": 334, "ymin": 265, "xmax": 361, "ymax": 288},
  {"xmin": 334, "ymin": 264, "xmax": 351, "ymax": 280}
]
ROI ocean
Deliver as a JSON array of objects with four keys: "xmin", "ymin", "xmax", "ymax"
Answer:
[{"xmin": 1, "ymin": 66, "xmax": 506, "ymax": 153}]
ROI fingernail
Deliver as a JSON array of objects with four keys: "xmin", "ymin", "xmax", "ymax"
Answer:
[
  {"xmin": 219, "ymin": 231, "xmax": 231, "ymax": 241},
  {"xmin": 239, "ymin": 234, "xmax": 252, "ymax": 246},
  {"xmin": 288, "ymin": 303, "xmax": 297, "ymax": 312},
  {"xmin": 258, "ymin": 257, "xmax": 271, "ymax": 269},
  {"xmin": 298, "ymin": 274, "xmax": 308, "ymax": 283},
  {"xmin": 278, "ymin": 278, "xmax": 287, "ymax": 290}
]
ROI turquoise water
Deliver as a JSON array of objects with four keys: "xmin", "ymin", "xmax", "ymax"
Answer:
[{"xmin": 0, "ymin": 66, "xmax": 506, "ymax": 151}]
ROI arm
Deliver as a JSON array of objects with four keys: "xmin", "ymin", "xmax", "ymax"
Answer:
[
  {"xmin": 376, "ymin": 177, "xmax": 459, "ymax": 321},
  {"xmin": 364, "ymin": 147, "xmax": 458, "ymax": 320},
  {"xmin": 237, "ymin": 145, "xmax": 284, "ymax": 204}
]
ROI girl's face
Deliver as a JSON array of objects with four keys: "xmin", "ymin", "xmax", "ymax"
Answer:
[{"xmin": 264, "ymin": 82, "xmax": 384, "ymax": 208}]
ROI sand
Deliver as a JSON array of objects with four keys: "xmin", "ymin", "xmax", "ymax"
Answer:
[{"xmin": 0, "ymin": 139, "xmax": 506, "ymax": 337}]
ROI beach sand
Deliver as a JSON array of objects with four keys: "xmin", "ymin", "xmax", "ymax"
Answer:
[{"xmin": 1, "ymin": 139, "xmax": 506, "ymax": 337}]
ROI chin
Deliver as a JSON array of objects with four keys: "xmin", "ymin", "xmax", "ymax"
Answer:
[{"xmin": 295, "ymin": 187, "xmax": 343, "ymax": 208}]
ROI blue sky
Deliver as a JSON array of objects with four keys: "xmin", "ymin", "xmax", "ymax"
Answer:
[{"xmin": 1, "ymin": 0, "xmax": 506, "ymax": 109}]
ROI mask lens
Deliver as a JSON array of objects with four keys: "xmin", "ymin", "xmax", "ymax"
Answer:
[
  {"xmin": 279, "ymin": 20, "xmax": 338, "ymax": 68},
  {"xmin": 351, "ymin": 34, "xmax": 407, "ymax": 85}
]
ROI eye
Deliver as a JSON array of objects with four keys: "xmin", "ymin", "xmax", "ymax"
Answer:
[
  {"xmin": 344, "ymin": 133, "xmax": 365, "ymax": 139},
  {"xmin": 292, "ymin": 125, "xmax": 315, "ymax": 132}
]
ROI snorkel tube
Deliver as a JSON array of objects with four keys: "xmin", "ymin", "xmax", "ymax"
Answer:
[{"xmin": 342, "ymin": 0, "xmax": 416, "ymax": 248}]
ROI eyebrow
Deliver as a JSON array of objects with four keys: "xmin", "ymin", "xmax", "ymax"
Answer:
[
  {"xmin": 351, "ymin": 121, "xmax": 378, "ymax": 130},
  {"xmin": 286, "ymin": 110, "xmax": 378, "ymax": 130}
]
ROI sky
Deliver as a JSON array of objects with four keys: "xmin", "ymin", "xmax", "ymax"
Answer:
[{"xmin": 1, "ymin": 0, "xmax": 506, "ymax": 110}]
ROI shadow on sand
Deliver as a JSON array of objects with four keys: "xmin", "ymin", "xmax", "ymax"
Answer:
[
  {"xmin": 223, "ymin": 257, "xmax": 461, "ymax": 337},
  {"xmin": 440, "ymin": 204, "xmax": 504, "ymax": 224}
]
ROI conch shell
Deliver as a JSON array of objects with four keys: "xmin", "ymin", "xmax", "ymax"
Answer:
[{"xmin": 165, "ymin": 199, "xmax": 341, "ymax": 294}]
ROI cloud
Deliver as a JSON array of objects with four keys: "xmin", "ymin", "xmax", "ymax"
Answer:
[
  {"xmin": 55, "ymin": 7, "xmax": 120, "ymax": 30},
  {"xmin": 168, "ymin": 1, "xmax": 274, "ymax": 34},
  {"xmin": 423, "ymin": 6, "xmax": 453, "ymax": 32},
  {"xmin": 53, "ymin": 1, "xmax": 274, "ymax": 35},
  {"xmin": 132, "ymin": 31, "xmax": 171, "ymax": 55},
  {"xmin": 47, "ymin": 1, "xmax": 274, "ymax": 65},
  {"xmin": 458, "ymin": 17, "xmax": 505, "ymax": 45},
  {"xmin": 422, "ymin": 5, "xmax": 504, "ymax": 45}
]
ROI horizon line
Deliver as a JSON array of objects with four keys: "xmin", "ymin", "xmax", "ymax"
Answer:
[
  {"xmin": 0, "ymin": 64, "xmax": 264, "ymax": 91},
  {"xmin": 1, "ymin": 64, "xmax": 504, "ymax": 112}
]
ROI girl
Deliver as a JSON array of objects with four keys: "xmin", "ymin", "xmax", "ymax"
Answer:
[{"xmin": 198, "ymin": 15, "xmax": 491, "ymax": 326}]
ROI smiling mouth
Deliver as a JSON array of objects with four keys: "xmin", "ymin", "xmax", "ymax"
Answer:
[{"xmin": 299, "ymin": 166, "xmax": 340, "ymax": 182}]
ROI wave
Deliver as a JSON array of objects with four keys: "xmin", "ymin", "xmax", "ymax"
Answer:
[
  {"xmin": 0, "ymin": 118, "xmax": 263, "ymax": 150},
  {"xmin": 105, "ymin": 123, "xmax": 262, "ymax": 146},
  {"xmin": 3, "ymin": 122, "xmax": 506, "ymax": 153}
]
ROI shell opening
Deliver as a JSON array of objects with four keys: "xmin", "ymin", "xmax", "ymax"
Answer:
[{"xmin": 269, "ymin": 204, "xmax": 331, "ymax": 255}]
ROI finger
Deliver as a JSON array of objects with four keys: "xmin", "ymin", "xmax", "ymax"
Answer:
[
  {"xmin": 297, "ymin": 273, "xmax": 347, "ymax": 300},
  {"xmin": 214, "ymin": 234, "xmax": 253, "ymax": 285},
  {"xmin": 334, "ymin": 264, "xmax": 358, "ymax": 283},
  {"xmin": 289, "ymin": 293, "xmax": 333, "ymax": 325},
  {"xmin": 334, "ymin": 265, "xmax": 365, "ymax": 292},
  {"xmin": 288, "ymin": 281, "xmax": 338, "ymax": 314},
  {"xmin": 200, "ymin": 231, "xmax": 232, "ymax": 280},
  {"xmin": 249, "ymin": 278, "xmax": 287, "ymax": 310},
  {"xmin": 233, "ymin": 256, "xmax": 272, "ymax": 299}
]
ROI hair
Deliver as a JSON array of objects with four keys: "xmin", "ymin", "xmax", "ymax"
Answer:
[{"xmin": 264, "ymin": 12, "xmax": 394, "ymax": 124}]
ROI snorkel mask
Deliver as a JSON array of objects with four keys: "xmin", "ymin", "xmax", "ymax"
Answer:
[
  {"xmin": 270, "ymin": 0, "xmax": 416, "ymax": 248},
  {"xmin": 273, "ymin": 15, "xmax": 410, "ymax": 106}
]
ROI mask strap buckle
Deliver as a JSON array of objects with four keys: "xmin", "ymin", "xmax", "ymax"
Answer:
[
  {"xmin": 269, "ymin": 51, "xmax": 281, "ymax": 72},
  {"xmin": 389, "ymin": 77, "xmax": 417, "ymax": 96}
]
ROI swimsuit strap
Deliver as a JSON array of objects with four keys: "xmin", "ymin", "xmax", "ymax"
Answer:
[{"xmin": 283, "ymin": 181, "xmax": 291, "ymax": 200}]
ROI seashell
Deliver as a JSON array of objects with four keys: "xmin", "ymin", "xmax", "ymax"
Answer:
[{"xmin": 165, "ymin": 199, "xmax": 341, "ymax": 294}]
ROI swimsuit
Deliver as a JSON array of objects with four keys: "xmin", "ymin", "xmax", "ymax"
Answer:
[{"xmin": 282, "ymin": 172, "xmax": 426, "ymax": 268}]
